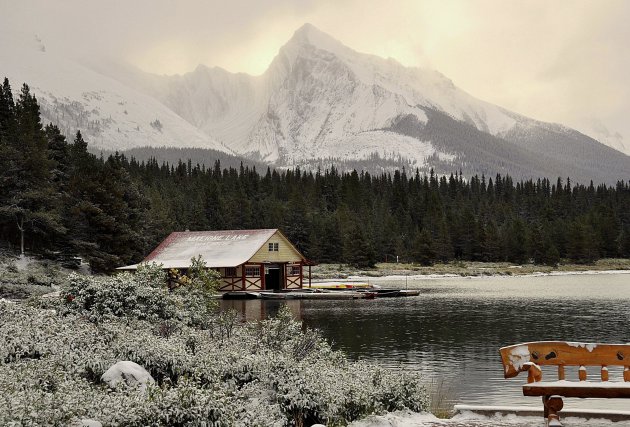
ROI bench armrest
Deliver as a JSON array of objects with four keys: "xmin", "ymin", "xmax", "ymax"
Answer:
[{"xmin": 523, "ymin": 362, "xmax": 542, "ymax": 383}]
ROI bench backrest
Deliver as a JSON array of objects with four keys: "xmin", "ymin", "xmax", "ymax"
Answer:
[{"xmin": 500, "ymin": 341, "xmax": 630, "ymax": 380}]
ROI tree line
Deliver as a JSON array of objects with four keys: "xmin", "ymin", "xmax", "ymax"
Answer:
[{"xmin": 1, "ymin": 78, "xmax": 629, "ymax": 271}]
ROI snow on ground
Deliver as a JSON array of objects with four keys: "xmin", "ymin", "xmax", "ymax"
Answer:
[
  {"xmin": 13, "ymin": 255, "xmax": 35, "ymax": 271},
  {"xmin": 349, "ymin": 410, "xmax": 629, "ymax": 426}
]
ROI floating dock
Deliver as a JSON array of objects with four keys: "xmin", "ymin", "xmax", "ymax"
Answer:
[{"xmin": 222, "ymin": 288, "xmax": 420, "ymax": 300}]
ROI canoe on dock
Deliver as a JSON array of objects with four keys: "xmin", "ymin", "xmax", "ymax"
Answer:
[
  {"xmin": 374, "ymin": 290, "xmax": 401, "ymax": 298},
  {"xmin": 310, "ymin": 282, "xmax": 372, "ymax": 290},
  {"xmin": 285, "ymin": 291, "xmax": 367, "ymax": 300},
  {"xmin": 259, "ymin": 292, "xmax": 287, "ymax": 300}
]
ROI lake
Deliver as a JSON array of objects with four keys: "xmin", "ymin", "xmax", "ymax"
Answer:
[{"xmin": 220, "ymin": 272, "xmax": 630, "ymax": 412}]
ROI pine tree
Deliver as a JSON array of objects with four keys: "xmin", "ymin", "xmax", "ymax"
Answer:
[
  {"xmin": 481, "ymin": 220, "xmax": 502, "ymax": 261},
  {"xmin": 411, "ymin": 228, "xmax": 434, "ymax": 266},
  {"xmin": 618, "ymin": 224, "xmax": 630, "ymax": 257},
  {"xmin": 1, "ymin": 84, "xmax": 63, "ymax": 254},
  {"xmin": 531, "ymin": 224, "xmax": 560, "ymax": 266},
  {"xmin": 311, "ymin": 214, "xmax": 342, "ymax": 263},
  {"xmin": 505, "ymin": 218, "xmax": 529, "ymax": 264},
  {"xmin": 566, "ymin": 220, "xmax": 598, "ymax": 263},
  {"xmin": 0, "ymin": 78, "xmax": 18, "ymax": 245},
  {"xmin": 343, "ymin": 222, "xmax": 376, "ymax": 268}
]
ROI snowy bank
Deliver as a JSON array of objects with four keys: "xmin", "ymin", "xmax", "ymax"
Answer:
[{"xmin": 349, "ymin": 408, "xmax": 630, "ymax": 426}]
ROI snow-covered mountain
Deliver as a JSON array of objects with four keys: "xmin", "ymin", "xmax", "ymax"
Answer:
[
  {"xmin": 2, "ymin": 26, "xmax": 628, "ymax": 183},
  {"xmin": 138, "ymin": 24, "xmax": 628, "ymax": 183},
  {"xmin": 150, "ymin": 24, "xmax": 524, "ymax": 164},
  {"xmin": 0, "ymin": 32, "xmax": 228, "ymax": 153}
]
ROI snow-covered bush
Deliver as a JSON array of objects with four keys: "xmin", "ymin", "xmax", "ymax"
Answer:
[
  {"xmin": 170, "ymin": 256, "xmax": 221, "ymax": 328},
  {"xmin": 61, "ymin": 271, "xmax": 177, "ymax": 322},
  {"xmin": 0, "ymin": 285, "xmax": 429, "ymax": 426},
  {"xmin": 59, "ymin": 261, "xmax": 218, "ymax": 327}
]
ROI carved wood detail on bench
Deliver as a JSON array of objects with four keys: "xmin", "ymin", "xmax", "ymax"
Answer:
[{"xmin": 500, "ymin": 341, "xmax": 630, "ymax": 426}]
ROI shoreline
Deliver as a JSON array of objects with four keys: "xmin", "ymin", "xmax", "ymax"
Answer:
[
  {"xmin": 341, "ymin": 269, "xmax": 630, "ymax": 282},
  {"xmin": 310, "ymin": 260, "xmax": 630, "ymax": 282}
]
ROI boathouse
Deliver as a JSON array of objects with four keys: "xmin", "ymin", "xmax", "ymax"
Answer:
[{"xmin": 119, "ymin": 229, "xmax": 310, "ymax": 291}]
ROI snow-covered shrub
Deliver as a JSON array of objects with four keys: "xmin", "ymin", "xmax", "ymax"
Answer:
[
  {"xmin": 61, "ymin": 271, "xmax": 176, "ymax": 322},
  {"xmin": 369, "ymin": 367, "xmax": 429, "ymax": 413},
  {"xmin": 0, "ymin": 294, "xmax": 429, "ymax": 426},
  {"xmin": 59, "ymin": 261, "xmax": 219, "ymax": 327},
  {"xmin": 113, "ymin": 379, "xmax": 232, "ymax": 426},
  {"xmin": 169, "ymin": 256, "xmax": 220, "ymax": 328}
]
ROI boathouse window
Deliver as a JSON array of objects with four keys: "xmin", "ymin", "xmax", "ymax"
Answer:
[
  {"xmin": 224, "ymin": 267, "xmax": 237, "ymax": 277},
  {"xmin": 268, "ymin": 242, "xmax": 279, "ymax": 252},
  {"xmin": 287, "ymin": 265, "xmax": 300, "ymax": 276},
  {"xmin": 245, "ymin": 266, "xmax": 260, "ymax": 277}
]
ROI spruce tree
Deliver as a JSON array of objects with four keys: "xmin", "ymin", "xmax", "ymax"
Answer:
[
  {"xmin": 1, "ymin": 84, "xmax": 63, "ymax": 254},
  {"xmin": 411, "ymin": 228, "xmax": 435, "ymax": 266},
  {"xmin": 343, "ymin": 222, "xmax": 376, "ymax": 268}
]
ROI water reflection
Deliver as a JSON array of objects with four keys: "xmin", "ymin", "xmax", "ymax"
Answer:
[
  {"xmin": 220, "ymin": 273, "xmax": 630, "ymax": 411},
  {"xmin": 220, "ymin": 299, "xmax": 305, "ymax": 320}
]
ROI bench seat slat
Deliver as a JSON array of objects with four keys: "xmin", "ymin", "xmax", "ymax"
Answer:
[{"xmin": 524, "ymin": 381, "xmax": 630, "ymax": 399}]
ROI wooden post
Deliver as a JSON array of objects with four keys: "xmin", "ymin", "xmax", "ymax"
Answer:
[
  {"xmin": 260, "ymin": 263, "xmax": 265, "ymax": 290},
  {"xmin": 282, "ymin": 263, "xmax": 286, "ymax": 290},
  {"xmin": 579, "ymin": 365, "xmax": 587, "ymax": 381},
  {"xmin": 308, "ymin": 265, "xmax": 312, "ymax": 288},
  {"xmin": 299, "ymin": 263, "xmax": 303, "ymax": 289},
  {"xmin": 544, "ymin": 395, "xmax": 564, "ymax": 425},
  {"xmin": 624, "ymin": 366, "xmax": 630, "ymax": 382},
  {"xmin": 558, "ymin": 365, "xmax": 565, "ymax": 380},
  {"xmin": 601, "ymin": 365, "xmax": 609, "ymax": 382},
  {"xmin": 241, "ymin": 264, "xmax": 246, "ymax": 291}
]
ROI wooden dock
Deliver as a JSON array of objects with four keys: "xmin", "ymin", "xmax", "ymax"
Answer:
[{"xmin": 222, "ymin": 288, "xmax": 420, "ymax": 300}]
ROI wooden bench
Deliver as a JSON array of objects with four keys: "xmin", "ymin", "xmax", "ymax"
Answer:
[{"xmin": 499, "ymin": 341, "xmax": 630, "ymax": 426}]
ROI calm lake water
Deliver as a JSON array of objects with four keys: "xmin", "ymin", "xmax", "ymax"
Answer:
[{"xmin": 221, "ymin": 272, "xmax": 630, "ymax": 412}]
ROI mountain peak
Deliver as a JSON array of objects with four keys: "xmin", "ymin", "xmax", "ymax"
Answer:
[{"xmin": 286, "ymin": 23, "xmax": 346, "ymax": 54}]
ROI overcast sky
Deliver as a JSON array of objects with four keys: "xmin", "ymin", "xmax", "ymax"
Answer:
[{"xmin": 2, "ymin": 0, "xmax": 629, "ymax": 149}]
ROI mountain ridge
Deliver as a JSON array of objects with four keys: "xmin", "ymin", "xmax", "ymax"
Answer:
[{"xmin": 1, "ymin": 26, "xmax": 628, "ymax": 184}]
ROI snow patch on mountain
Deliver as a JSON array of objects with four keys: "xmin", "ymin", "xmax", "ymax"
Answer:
[{"xmin": 279, "ymin": 130, "xmax": 447, "ymax": 165}]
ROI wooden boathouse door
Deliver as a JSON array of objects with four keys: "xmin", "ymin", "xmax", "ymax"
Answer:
[{"xmin": 264, "ymin": 264, "xmax": 283, "ymax": 291}]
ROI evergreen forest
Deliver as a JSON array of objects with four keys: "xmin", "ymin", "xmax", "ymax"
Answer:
[{"xmin": 1, "ymin": 78, "xmax": 630, "ymax": 272}]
